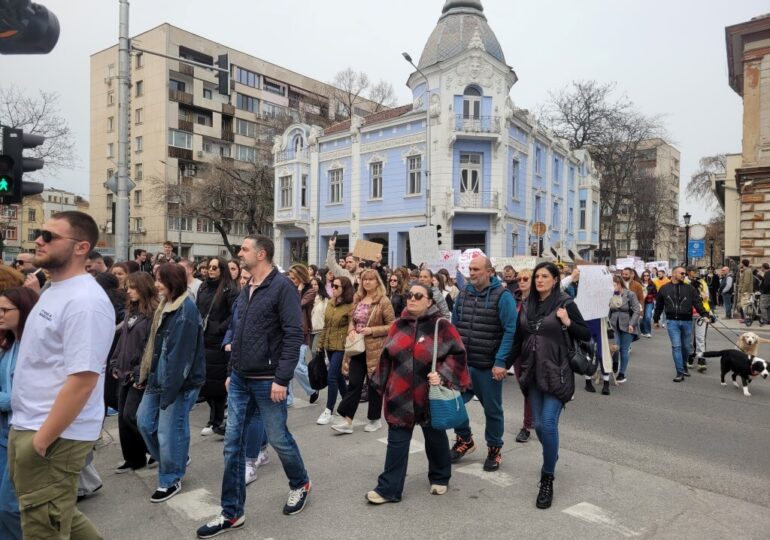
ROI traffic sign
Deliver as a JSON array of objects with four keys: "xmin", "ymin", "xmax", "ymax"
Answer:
[
  {"xmin": 688, "ymin": 239, "xmax": 705, "ymax": 258},
  {"xmin": 531, "ymin": 222, "xmax": 546, "ymax": 237}
]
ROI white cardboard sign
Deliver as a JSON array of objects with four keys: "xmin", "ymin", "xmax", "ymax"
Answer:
[
  {"xmin": 426, "ymin": 250, "xmax": 462, "ymax": 273},
  {"xmin": 575, "ymin": 265, "xmax": 614, "ymax": 321},
  {"xmin": 408, "ymin": 226, "xmax": 441, "ymax": 265}
]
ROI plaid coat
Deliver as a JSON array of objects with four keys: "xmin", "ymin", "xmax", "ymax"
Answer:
[{"xmin": 371, "ymin": 306, "xmax": 470, "ymax": 428}]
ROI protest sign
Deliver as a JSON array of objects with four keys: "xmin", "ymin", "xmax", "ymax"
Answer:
[
  {"xmin": 408, "ymin": 226, "xmax": 441, "ymax": 264},
  {"xmin": 493, "ymin": 256, "xmax": 538, "ymax": 272},
  {"xmin": 426, "ymin": 250, "xmax": 462, "ymax": 273},
  {"xmin": 575, "ymin": 265, "xmax": 614, "ymax": 321},
  {"xmin": 352, "ymin": 240, "xmax": 383, "ymax": 261},
  {"xmin": 458, "ymin": 249, "xmax": 486, "ymax": 277}
]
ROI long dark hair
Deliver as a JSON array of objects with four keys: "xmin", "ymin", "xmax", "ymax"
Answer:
[
  {"xmin": 334, "ymin": 276, "xmax": 354, "ymax": 305},
  {"xmin": 0, "ymin": 287, "xmax": 39, "ymax": 350},
  {"xmin": 209, "ymin": 256, "xmax": 236, "ymax": 306},
  {"xmin": 312, "ymin": 276, "xmax": 330, "ymax": 300},
  {"xmin": 526, "ymin": 262, "xmax": 563, "ymax": 321},
  {"xmin": 125, "ymin": 272, "xmax": 159, "ymax": 319}
]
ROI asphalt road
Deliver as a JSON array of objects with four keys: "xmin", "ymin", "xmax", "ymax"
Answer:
[{"xmin": 80, "ymin": 320, "xmax": 770, "ymax": 540}]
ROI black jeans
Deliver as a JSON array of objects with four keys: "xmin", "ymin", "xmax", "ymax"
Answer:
[
  {"xmin": 207, "ymin": 396, "xmax": 227, "ymax": 427},
  {"xmin": 337, "ymin": 353, "xmax": 382, "ymax": 421},
  {"xmin": 374, "ymin": 424, "xmax": 451, "ymax": 501},
  {"xmin": 118, "ymin": 382, "xmax": 148, "ymax": 467}
]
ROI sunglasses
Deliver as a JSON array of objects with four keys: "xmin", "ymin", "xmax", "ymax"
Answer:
[
  {"xmin": 0, "ymin": 307, "xmax": 18, "ymax": 315},
  {"xmin": 405, "ymin": 292, "xmax": 427, "ymax": 301},
  {"xmin": 332, "ymin": 284, "xmax": 342, "ymax": 289},
  {"xmin": 208, "ymin": 265, "xmax": 219, "ymax": 270},
  {"xmin": 39, "ymin": 230, "xmax": 81, "ymax": 243},
  {"xmin": 519, "ymin": 277, "xmax": 530, "ymax": 282}
]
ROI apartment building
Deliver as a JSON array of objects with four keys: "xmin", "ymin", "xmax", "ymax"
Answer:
[{"xmin": 90, "ymin": 23, "xmax": 379, "ymax": 260}]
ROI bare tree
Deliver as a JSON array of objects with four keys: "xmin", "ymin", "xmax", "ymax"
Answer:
[
  {"xmin": 368, "ymin": 79, "xmax": 397, "ymax": 112},
  {"xmin": 686, "ymin": 154, "xmax": 725, "ymax": 212},
  {"xmin": 544, "ymin": 80, "xmax": 666, "ymax": 262},
  {"xmin": 331, "ymin": 68, "xmax": 370, "ymax": 119},
  {"xmin": 0, "ymin": 84, "xmax": 76, "ymax": 173}
]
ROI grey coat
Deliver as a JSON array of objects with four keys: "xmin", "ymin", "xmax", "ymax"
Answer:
[{"xmin": 609, "ymin": 290, "xmax": 640, "ymax": 336}]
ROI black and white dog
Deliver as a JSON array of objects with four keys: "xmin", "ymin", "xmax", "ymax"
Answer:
[{"xmin": 702, "ymin": 350, "xmax": 769, "ymax": 397}]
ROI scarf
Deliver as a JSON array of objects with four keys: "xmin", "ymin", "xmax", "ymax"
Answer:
[{"xmin": 138, "ymin": 291, "xmax": 189, "ymax": 385}]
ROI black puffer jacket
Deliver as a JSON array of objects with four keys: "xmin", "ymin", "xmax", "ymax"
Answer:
[
  {"xmin": 109, "ymin": 311, "xmax": 152, "ymax": 385},
  {"xmin": 196, "ymin": 279, "xmax": 238, "ymax": 349}
]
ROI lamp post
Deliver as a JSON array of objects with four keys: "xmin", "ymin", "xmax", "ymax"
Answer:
[
  {"xmin": 402, "ymin": 52, "xmax": 431, "ymax": 226},
  {"xmin": 709, "ymin": 237, "xmax": 714, "ymax": 268},
  {"xmin": 683, "ymin": 212, "xmax": 692, "ymax": 267}
]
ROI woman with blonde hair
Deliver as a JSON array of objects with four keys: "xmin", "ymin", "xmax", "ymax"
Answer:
[{"xmin": 331, "ymin": 269, "xmax": 395, "ymax": 434}]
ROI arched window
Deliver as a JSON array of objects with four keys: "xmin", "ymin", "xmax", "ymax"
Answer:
[
  {"xmin": 463, "ymin": 86, "xmax": 481, "ymax": 120},
  {"xmin": 292, "ymin": 134, "xmax": 304, "ymax": 153}
]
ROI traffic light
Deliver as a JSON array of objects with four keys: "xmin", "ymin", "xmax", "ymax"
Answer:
[
  {"xmin": 0, "ymin": 1, "xmax": 60, "ymax": 54},
  {"xmin": 216, "ymin": 53, "xmax": 229, "ymax": 95},
  {"xmin": 436, "ymin": 224, "xmax": 442, "ymax": 246},
  {"xmin": 0, "ymin": 125, "xmax": 45, "ymax": 204}
]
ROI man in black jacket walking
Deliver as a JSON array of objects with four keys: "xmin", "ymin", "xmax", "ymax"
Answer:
[{"xmin": 654, "ymin": 266, "xmax": 714, "ymax": 382}]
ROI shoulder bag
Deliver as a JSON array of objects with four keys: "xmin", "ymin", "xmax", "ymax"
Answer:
[
  {"xmin": 344, "ymin": 303, "xmax": 375, "ymax": 355},
  {"xmin": 560, "ymin": 300, "xmax": 598, "ymax": 377},
  {"xmin": 428, "ymin": 319, "xmax": 469, "ymax": 430}
]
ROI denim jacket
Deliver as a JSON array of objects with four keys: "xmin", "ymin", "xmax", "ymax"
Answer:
[
  {"xmin": 0, "ymin": 342, "xmax": 19, "ymax": 447},
  {"xmin": 146, "ymin": 296, "xmax": 206, "ymax": 409}
]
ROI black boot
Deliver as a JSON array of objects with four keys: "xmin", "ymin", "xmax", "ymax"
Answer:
[
  {"xmin": 584, "ymin": 379, "xmax": 596, "ymax": 393},
  {"xmin": 601, "ymin": 380, "xmax": 610, "ymax": 395},
  {"xmin": 536, "ymin": 473, "xmax": 554, "ymax": 509}
]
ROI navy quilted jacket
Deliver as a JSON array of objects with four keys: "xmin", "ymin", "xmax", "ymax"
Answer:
[{"xmin": 229, "ymin": 267, "xmax": 303, "ymax": 386}]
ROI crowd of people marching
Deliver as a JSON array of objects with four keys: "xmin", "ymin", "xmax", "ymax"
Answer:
[{"xmin": 0, "ymin": 209, "xmax": 755, "ymax": 539}]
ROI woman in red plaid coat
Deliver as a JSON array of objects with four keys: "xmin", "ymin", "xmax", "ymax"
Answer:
[{"xmin": 366, "ymin": 282, "xmax": 470, "ymax": 504}]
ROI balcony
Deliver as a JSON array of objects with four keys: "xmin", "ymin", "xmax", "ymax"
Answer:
[
  {"xmin": 454, "ymin": 190, "xmax": 499, "ymax": 211},
  {"xmin": 168, "ymin": 146, "xmax": 193, "ymax": 161},
  {"xmin": 275, "ymin": 148, "xmax": 310, "ymax": 164},
  {"xmin": 454, "ymin": 115, "xmax": 501, "ymax": 134},
  {"xmin": 222, "ymin": 103, "xmax": 235, "ymax": 116},
  {"xmin": 169, "ymin": 89, "xmax": 194, "ymax": 105},
  {"xmin": 178, "ymin": 119, "xmax": 194, "ymax": 132},
  {"xmin": 221, "ymin": 130, "xmax": 234, "ymax": 142},
  {"xmin": 179, "ymin": 63, "xmax": 194, "ymax": 76}
]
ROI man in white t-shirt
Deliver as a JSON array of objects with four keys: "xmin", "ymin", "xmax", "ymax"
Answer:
[
  {"xmin": 8, "ymin": 211, "xmax": 115, "ymax": 540},
  {"xmin": 179, "ymin": 259, "xmax": 202, "ymax": 300}
]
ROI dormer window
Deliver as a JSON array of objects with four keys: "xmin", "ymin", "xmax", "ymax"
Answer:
[
  {"xmin": 293, "ymin": 134, "xmax": 304, "ymax": 153},
  {"xmin": 463, "ymin": 86, "xmax": 481, "ymax": 120}
]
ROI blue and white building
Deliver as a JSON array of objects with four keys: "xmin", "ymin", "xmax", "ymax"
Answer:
[{"xmin": 272, "ymin": 0, "xmax": 601, "ymax": 267}]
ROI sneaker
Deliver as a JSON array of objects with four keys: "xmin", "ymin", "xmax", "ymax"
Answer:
[
  {"xmin": 616, "ymin": 373, "xmax": 627, "ymax": 384},
  {"xmin": 536, "ymin": 473, "xmax": 554, "ymax": 509},
  {"xmin": 483, "ymin": 446, "xmax": 502, "ymax": 471},
  {"xmin": 506, "ymin": 367, "xmax": 516, "ymax": 376},
  {"xmin": 106, "ymin": 407, "xmax": 119, "ymax": 417},
  {"xmin": 601, "ymin": 381, "xmax": 610, "ymax": 395},
  {"xmin": 201, "ymin": 425, "xmax": 214, "ymax": 436},
  {"xmin": 515, "ymin": 428, "xmax": 530, "ymax": 443},
  {"xmin": 430, "ymin": 484, "xmax": 447, "ymax": 495},
  {"xmin": 150, "ymin": 482, "xmax": 181, "ymax": 503},
  {"xmin": 212, "ymin": 425, "xmax": 226, "ymax": 437},
  {"xmin": 115, "ymin": 462, "xmax": 142, "ymax": 474},
  {"xmin": 697, "ymin": 358, "xmax": 707, "ymax": 373},
  {"xmin": 687, "ymin": 358, "xmax": 695, "ymax": 369},
  {"xmin": 245, "ymin": 462, "xmax": 258, "ymax": 486},
  {"xmin": 316, "ymin": 409, "xmax": 333, "ymax": 425},
  {"xmin": 365, "ymin": 490, "xmax": 393, "ymax": 504},
  {"xmin": 255, "ymin": 449, "xmax": 269, "ymax": 468},
  {"xmin": 196, "ymin": 514, "xmax": 245, "ymax": 539},
  {"xmin": 584, "ymin": 379, "xmax": 596, "ymax": 393},
  {"xmin": 682, "ymin": 371, "xmax": 691, "ymax": 377},
  {"xmin": 450, "ymin": 435, "xmax": 476, "ymax": 463},
  {"xmin": 309, "ymin": 391, "xmax": 319, "ymax": 404},
  {"xmin": 472, "ymin": 395, "xmax": 480, "ymax": 402},
  {"xmin": 283, "ymin": 481, "xmax": 311, "ymax": 515},
  {"xmin": 331, "ymin": 420, "xmax": 353, "ymax": 434},
  {"xmin": 642, "ymin": 333, "xmax": 652, "ymax": 338},
  {"xmin": 673, "ymin": 374, "xmax": 685, "ymax": 383},
  {"xmin": 364, "ymin": 419, "xmax": 382, "ymax": 432}
]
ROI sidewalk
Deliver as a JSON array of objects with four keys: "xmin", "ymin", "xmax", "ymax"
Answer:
[{"xmin": 712, "ymin": 306, "xmax": 770, "ymax": 334}]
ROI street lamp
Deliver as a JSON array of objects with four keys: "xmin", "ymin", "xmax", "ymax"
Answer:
[
  {"xmin": 683, "ymin": 212, "xmax": 692, "ymax": 267},
  {"xmin": 402, "ymin": 52, "xmax": 432, "ymax": 226}
]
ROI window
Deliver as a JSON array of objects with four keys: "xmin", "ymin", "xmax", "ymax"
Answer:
[
  {"xmin": 135, "ymin": 136, "xmax": 143, "ymax": 153},
  {"xmin": 263, "ymin": 79, "xmax": 285, "ymax": 96},
  {"xmin": 106, "ymin": 168, "xmax": 114, "ymax": 182},
  {"xmin": 301, "ymin": 175, "xmax": 309, "ymax": 208},
  {"xmin": 235, "ymin": 144, "xmax": 257, "ymax": 162},
  {"xmin": 235, "ymin": 67, "xmax": 259, "ymax": 88},
  {"xmin": 106, "ymin": 143, "xmax": 114, "ymax": 158},
  {"xmin": 28, "ymin": 229, "xmax": 39, "ymax": 241},
  {"xmin": 231, "ymin": 221, "xmax": 247, "ymax": 236},
  {"xmin": 553, "ymin": 201, "xmax": 560, "ymax": 230},
  {"xmin": 195, "ymin": 111, "xmax": 212, "ymax": 126},
  {"xmin": 568, "ymin": 206, "xmax": 574, "ymax": 231},
  {"xmin": 236, "ymin": 92, "xmax": 259, "ymax": 113},
  {"xmin": 107, "ymin": 91, "xmax": 114, "ymax": 106},
  {"xmin": 134, "ymin": 163, "xmax": 143, "ymax": 181},
  {"xmin": 279, "ymin": 175, "xmax": 292, "ymax": 209},
  {"xmin": 197, "ymin": 219, "xmax": 217, "ymax": 233},
  {"xmin": 293, "ymin": 135, "xmax": 304, "ymax": 153},
  {"xmin": 135, "ymin": 52, "xmax": 144, "ymax": 68},
  {"xmin": 132, "ymin": 217, "xmax": 143, "ymax": 231},
  {"xmin": 407, "ymin": 155, "xmax": 422, "ymax": 195},
  {"xmin": 535, "ymin": 146, "xmax": 543, "ymax": 175},
  {"xmin": 203, "ymin": 88, "xmax": 213, "ymax": 99},
  {"xmin": 553, "ymin": 157, "xmax": 561, "ymax": 184},
  {"xmin": 169, "ymin": 79, "xmax": 186, "ymax": 92},
  {"xmin": 462, "ymin": 86, "xmax": 481, "ymax": 119},
  {"xmin": 135, "ymin": 108, "xmax": 143, "ymax": 124},
  {"xmin": 134, "ymin": 190, "xmax": 142, "ymax": 206},
  {"xmin": 168, "ymin": 129, "xmax": 192, "ymax": 149},
  {"xmin": 579, "ymin": 200, "xmax": 586, "ymax": 229},
  {"xmin": 569, "ymin": 166, "xmax": 576, "ymax": 190},
  {"xmin": 168, "ymin": 216, "xmax": 193, "ymax": 231},
  {"xmin": 534, "ymin": 195, "xmax": 542, "ymax": 221},
  {"xmin": 263, "ymin": 102, "xmax": 286, "ymax": 119},
  {"xmin": 512, "ymin": 233, "xmax": 519, "ymax": 255},
  {"xmin": 370, "ymin": 162, "xmax": 383, "ymax": 199},
  {"xmin": 236, "ymin": 118, "xmax": 257, "ymax": 138},
  {"xmin": 107, "ymin": 193, "xmax": 114, "ymax": 209},
  {"xmin": 4, "ymin": 228, "xmax": 17, "ymax": 241},
  {"xmin": 107, "ymin": 116, "xmax": 114, "ymax": 132},
  {"xmin": 511, "ymin": 158, "xmax": 519, "ymax": 199},
  {"xmin": 135, "ymin": 80, "xmax": 144, "ymax": 97},
  {"xmin": 459, "ymin": 153, "xmax": 481, "ymax": 193},
  {"xmin": 329, "ymin": 168, "xmax": 343, "ymax": 203},
  {"xmin": 27, "ymin": 209, "xmax": 36, "ymax": 222}
]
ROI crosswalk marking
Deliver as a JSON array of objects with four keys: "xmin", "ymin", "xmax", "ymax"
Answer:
[
  {"xmin": 455, "ymin": 463, "xmax": 515, "ymax": 487},
  {"xmin": 165, "ymin": 488, "xmax": 222, "ymax": 521},
  {"xmin": 563, "ymin": 502, "xmax": 642, "ymax": 538},
  {"xmin": 376, "ymin": 437, "xmax": 424, "ymax": 454}
]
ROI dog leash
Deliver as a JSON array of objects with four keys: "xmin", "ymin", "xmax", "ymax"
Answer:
[{"xmin": 707, "ymin": 319, "xmax": 745, "ymax": 350}]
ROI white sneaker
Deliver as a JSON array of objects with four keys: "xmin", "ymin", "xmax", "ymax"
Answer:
[
  {"xmin": 364, "ymin": 419, "xmax": 382, "ymax": 432},
  {"xmin": 331, "ymin": 420, "xmax": 353, "ymax": 434},
  {"xmin": 245, "ymin": 462, "xmax": 258, "ymax": 485},
  {"xmin": 256, "ymin": 449, "xmax": 269, "ymax": 468},
  {"xmin": 200, "ymin": 426, "xmax": 214, "ymax": 436},
  {"xmin": 316, "ymin": 409, "xmax": 333, "ymax": 425}
]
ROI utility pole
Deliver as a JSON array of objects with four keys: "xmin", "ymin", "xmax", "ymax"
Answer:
[{"xmin": 115, "ymin": 0, "xmax": 130, "ymax": 260}]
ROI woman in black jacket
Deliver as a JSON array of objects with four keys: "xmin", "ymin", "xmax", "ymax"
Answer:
[
  {"xmin": 511, "ymin": 262, "xmax": 590, "ymax": 510},
  {"xmin": 196, "ymin": 256, "xmax": 238, "ymax": 436},
  {"xmin": 110, "ymin": 272, "xmax": 158, "ymax": 472}
]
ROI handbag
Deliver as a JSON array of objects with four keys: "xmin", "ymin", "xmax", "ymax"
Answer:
[
  {"xmin": 428, "ymin": 319, "xmax": 469, "ymax": 430},
  {"xmin": 308, "ymin": 350, "xmax": 328, "ymax": 390},
  {"xmin": 560, "ymin": 299, "xmax": 598, "ymax": 376},
  {"xmin": 344, "ymin": 304, "xmax": 375, "ymax": 355}
]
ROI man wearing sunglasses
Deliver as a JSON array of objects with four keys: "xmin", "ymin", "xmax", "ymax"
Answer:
[{"xmin": 8, "ymin": 211, "xmax": 115, "ymax": 539}]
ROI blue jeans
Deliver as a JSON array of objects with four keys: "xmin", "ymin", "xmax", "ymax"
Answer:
[
  {"xmin": 0, "ymin": 443, "xmax": 22, "ymax": 540},
  {"xmin": 326, "ymin": 350, "xmax": 347, "ymax": 411},
  {"xmin": 641, "ymin": 303, "xmax": 654, "ymax": 335},
  {"xmin": 616, "ymin": 330, "xmax": 634, "ymax": 376},
  {"xmin": 374, "ymin": 424, "xmax": 451, "ymax": 501},
  {"xmin": 723, "ymin": 293, "xmax": 733, "ymax": 318},
  {"xmin": 528, "ymin": 385, "xmax": 563, "ymax": 475},
  {"xmin": 666, "ymin": 320, "xmax": 693, "ymax": 375},
  {"xmin": 137, "ymin": 387, "xmax": 199, "ymax": 488},
  {"xmin": 455, "ymin": 366, "xmax": 504, "ymax": 447},
  {"xmin": 221, "ymin": 372, "xmax": 309, "ymax": 520},
  {"xmin": 288, "ymin": 345, "xmax": 314, "ymax": 406},
  {"xmin": 245, "ymin": 414, "xmax": 266, "ymax": 460}
]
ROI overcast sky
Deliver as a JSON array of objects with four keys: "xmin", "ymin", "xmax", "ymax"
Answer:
[{"xmin": 5, "ymin": 0, "xmax": 766, "ymax": 225}]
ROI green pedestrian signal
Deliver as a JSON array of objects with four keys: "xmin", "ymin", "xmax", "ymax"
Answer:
[{"xmin": 0, "ymin": 177, "xmax": 11, "ymax": 193}]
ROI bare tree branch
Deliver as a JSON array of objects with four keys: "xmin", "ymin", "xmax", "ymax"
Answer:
[
  {"xmin": 686, "ymin": 154, "xmax": 725, "ymax": 211},
  {"xmin": 368, "ymin": 79, "xmax": 397, "ymax": 112},
  {"xmin": 330, "ymin": 68, "xmax": 370, "ymax": 120}
]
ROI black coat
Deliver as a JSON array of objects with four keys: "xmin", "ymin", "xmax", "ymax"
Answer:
[{"xmin": 196, "ymin": 279, "xmax": 238, "ymax": 398}]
